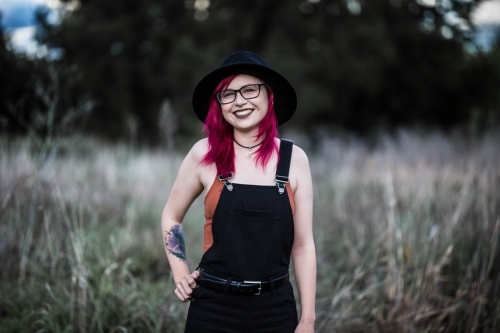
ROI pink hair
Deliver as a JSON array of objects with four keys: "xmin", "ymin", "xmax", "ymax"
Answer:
[{"xmin": 200, "ymin": 75, "xmax": 279, "ymax": 176}]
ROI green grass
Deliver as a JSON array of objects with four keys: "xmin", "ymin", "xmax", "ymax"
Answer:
[{"xmin": 0, "ymin": 131, "xmax": 499, "ymax": 332}]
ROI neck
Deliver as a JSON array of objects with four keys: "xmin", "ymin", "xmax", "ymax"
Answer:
[{"xmin": 233, "ymin": 130, "xmax": 262, "ymax": 147}]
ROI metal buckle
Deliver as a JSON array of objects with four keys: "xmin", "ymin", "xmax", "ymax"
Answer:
[
  {"xmin": 218, "ymin": 172, "xmax": 234, "ymax": 183},
  {"xmin": 219, "ymin": 172, "xmax": 234, "ymax": 191},
  {"xmin": 276, "ymin": 182, "xmax": 285, "ymax": 194},
  {"xmin": 275, "ymin": 175, "xmax": 289, "ymax": 184},
  {"xmin": 244, "ymin": 280, "xmax": 262, "ymax": 295},
  {"xmin": 275, "ymin": 177, "xmax": 288, "ymax": 195}
]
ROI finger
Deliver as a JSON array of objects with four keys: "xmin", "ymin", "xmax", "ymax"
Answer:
[
  {"xmin": 175, "ymin": 283, "xmax": 192, "ymax": 302},
  {"xmin": 179, "ymin": 279, "xmax": 194, "ymax": 295},
  {"xmin": 174, "ymin": 287, "xmax": 188, "ymax": 302},
  {"xmin": 186, "ymin": 276, "xmax": 197, "ymax": 289},
  {"xmin": 189, "ymin": 271, "xmax": 200, "ymax": 288},
  {"xmin": 178, "ymin": 281, "xmax": 193, "ymax": 299}
]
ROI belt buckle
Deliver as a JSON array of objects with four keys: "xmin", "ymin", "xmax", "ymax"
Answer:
[{"xmin": 244, "ymin": 280, "xmax": 262, "ymax": 295}]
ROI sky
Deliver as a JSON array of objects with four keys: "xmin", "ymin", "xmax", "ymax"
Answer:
[
  {"xmin": 0, "ymin": 0, "xmax": 59, "ymax": 55},
  {"xmin": 0, "ymin": 0, "xmax": 62, "ymax": 28},
  {"xmin": 1, "ymin": 0, "xmax": 500, "ymax": 55},
  {"xmin": 471, "ymin": 0, "xmax": 500, "ymax": 24}
]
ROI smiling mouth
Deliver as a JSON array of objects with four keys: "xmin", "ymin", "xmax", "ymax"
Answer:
[{"xmin": 233, "ymin": 109, "xmax": 253, "ymax": 119}]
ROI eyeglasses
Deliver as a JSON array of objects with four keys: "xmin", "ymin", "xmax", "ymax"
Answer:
[{"xmin": 216, "ymin": 84, "xmax": 266, "ymax": 104}]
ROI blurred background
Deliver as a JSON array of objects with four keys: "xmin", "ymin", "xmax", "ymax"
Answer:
[
  {"xmin": 1, "ymin": 1, "xmax": 500, "ymax": 333},
  {"xmin": 1, "ymin": 0, "xmax": 500, "ymax": 145}
]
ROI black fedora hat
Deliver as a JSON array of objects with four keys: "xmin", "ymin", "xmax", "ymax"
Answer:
[{"xmin": 192, "ymin": 51, "xmax": 297, "ymax": 126}]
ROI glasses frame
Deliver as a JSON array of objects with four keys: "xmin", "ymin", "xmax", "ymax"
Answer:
[{"xmin": 216, "ymin": 83, "xmax": 267, "ymax": 105}]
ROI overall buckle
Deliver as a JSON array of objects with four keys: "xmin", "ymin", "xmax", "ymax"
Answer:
[
  {"xmin": 219, "ymin": 172, "xmax": 234, "ymax": 191},
  {"xmin": 275, "ymin": 176, "xmax": 289, "ymax": 194},
  {"xmin": 218, "ymin": 172, "xmax": 234, "ymax": 183}
]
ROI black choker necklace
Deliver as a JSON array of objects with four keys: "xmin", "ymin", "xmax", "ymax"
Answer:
[{"xmin": 233, "ymin": 139, "xmax": 263, "ymax": 159}]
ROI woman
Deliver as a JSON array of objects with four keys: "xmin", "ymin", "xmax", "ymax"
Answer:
[{"xmin": 161, "ymin": 51, "xmax": 316, "ymax": 333}]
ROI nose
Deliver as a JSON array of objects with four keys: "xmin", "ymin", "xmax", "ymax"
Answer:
[{"xmin": 234, "ymin": 91, "xmax": 247, "ymax": 106}]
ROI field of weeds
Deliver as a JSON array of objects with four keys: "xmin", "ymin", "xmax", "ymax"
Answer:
[{"xmin": 0, "ymin": 131, "xmax": 499, "ymax": 333}]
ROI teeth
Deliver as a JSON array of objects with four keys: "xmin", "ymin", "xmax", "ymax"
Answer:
[{"xmin": 234, "ymin": 110, "xmax": 252, "ymax": 116}]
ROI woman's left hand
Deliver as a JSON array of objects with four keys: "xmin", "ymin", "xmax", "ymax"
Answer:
[{"xmin": 295, "ymin": 321, "xmax": 315, "ymax": 333}]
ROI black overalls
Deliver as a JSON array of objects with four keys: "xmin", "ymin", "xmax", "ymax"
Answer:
[{"xmin": 185, "ymin": 140, "xmax": 298, "ymax": 333}]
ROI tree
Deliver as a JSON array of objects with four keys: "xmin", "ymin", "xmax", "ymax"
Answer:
[{"xmin": 26, "ymin": 0, "xmax": 500, "ymax": 141}]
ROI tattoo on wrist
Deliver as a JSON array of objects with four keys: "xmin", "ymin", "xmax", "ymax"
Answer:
[{"xmin": 165, "ymin": 225, "xmax": 187, "ymax": 263}]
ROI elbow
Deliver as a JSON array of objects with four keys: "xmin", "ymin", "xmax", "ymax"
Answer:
[{"xmin": 291, "ymin": 241, "xmax": 316, "ymax": 256}]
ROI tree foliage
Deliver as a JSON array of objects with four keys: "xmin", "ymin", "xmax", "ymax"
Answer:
[{"xmin": 2, "ymin": 0, "xmax": 500, "ymax": 143}]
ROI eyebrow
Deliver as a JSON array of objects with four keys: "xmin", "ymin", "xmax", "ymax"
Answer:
[{"xmin": 225, "ymin": 82, "xmax": 264, "ymax": 90}]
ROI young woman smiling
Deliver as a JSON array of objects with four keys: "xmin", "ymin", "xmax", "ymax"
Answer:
[{"xmin": 161, "ymin": 51, "xmax": 316, "ymax": 333}]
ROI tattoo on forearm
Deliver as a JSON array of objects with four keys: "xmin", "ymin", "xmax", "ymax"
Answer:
[{"xmin": 165, "ymin": 225, "xmax": 187, "ymax": 263}]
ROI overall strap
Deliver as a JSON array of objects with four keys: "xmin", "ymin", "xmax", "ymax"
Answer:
[{"xmin": 275, "ymin": 139, "xmax": 293, "ymax": 194}]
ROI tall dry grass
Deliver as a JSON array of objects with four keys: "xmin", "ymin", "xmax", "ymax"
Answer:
[
  {"xmin": 0, "ymin": 131, "xmax": 499, "ymax": 333},
  {"xmin": 309, "ymin": 130, "xmax": 500, "ymax": 332}
]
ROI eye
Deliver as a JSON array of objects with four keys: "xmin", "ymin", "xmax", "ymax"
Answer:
[
  {"xmin": 221, "ymin": 90, "xmax": 235, "ymax": 98},
  {"xmin": 243, "ymin": 86, "xmax": 257, "ymax": 93}
]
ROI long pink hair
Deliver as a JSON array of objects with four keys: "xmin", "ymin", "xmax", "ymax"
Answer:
[{"xmin": 200, "ymin": 75, "xmax": 279, "ymax": 176}]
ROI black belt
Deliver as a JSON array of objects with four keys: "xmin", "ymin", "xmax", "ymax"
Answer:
[{"xmin": 196, "ymin": 269, "xmax": 289, "ymax": 296}]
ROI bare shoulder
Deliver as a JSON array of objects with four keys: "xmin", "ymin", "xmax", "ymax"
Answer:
[
  {"xmin": 291, "ymin": 144, "xmax": 309, "ymax": 165},
  {"xmin": 288, "ymin": 144, "xmax": 311, "ymax": 193},
  {"xmin": 177, "ymin": 138, "xmax": 209, "ymax": 180},
  {"xmin": 187, "ymin": 138, "xmax": 209, "ymax": 162},
  {"xmin": 184, "ymin": 138, "xmax": 216, "ymax": 189}
]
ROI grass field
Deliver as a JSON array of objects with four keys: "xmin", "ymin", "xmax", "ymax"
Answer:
[{"xmin": 0, "ymin": 130, "xmax": 499, "ymax": 333}]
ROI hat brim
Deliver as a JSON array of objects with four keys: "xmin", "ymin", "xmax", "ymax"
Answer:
[{"xmin": 192, "ymin": 63, "xmax": 297, "ymax": 126}]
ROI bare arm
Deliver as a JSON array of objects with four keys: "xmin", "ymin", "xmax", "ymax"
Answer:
[
  {"xmin": 161, "ymin": 140, "xmax": 207, "ymax": 301},
  {"xmin": 290, "ymin": 146, "xmax": 316, "ymax": 332}
]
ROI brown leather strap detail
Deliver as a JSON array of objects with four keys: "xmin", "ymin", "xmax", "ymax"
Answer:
[
  {"xmin": 203, "ymin": 177, "xmax": 224, "ymax": 252},
  {"xmin": 286, "ymin": 186, "xmax": 295, "ymax": 215}
]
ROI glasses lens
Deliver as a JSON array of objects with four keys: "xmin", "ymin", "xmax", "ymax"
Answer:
[
  {"xmin": 240, "ymin": 84, "xmax": 260, "ymax": 99},
  {"xmin": 217, "ymin": 90, "xmax": 235, "ymax": 104}
]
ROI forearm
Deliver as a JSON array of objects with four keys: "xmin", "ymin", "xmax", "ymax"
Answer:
[
  {"xmin": 161, "ymin": 215, "xmax": 191, "ymax": 284},
  {"xmin": 292, "ymin": 243, "xmax": 317, "ymax": 323}
]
